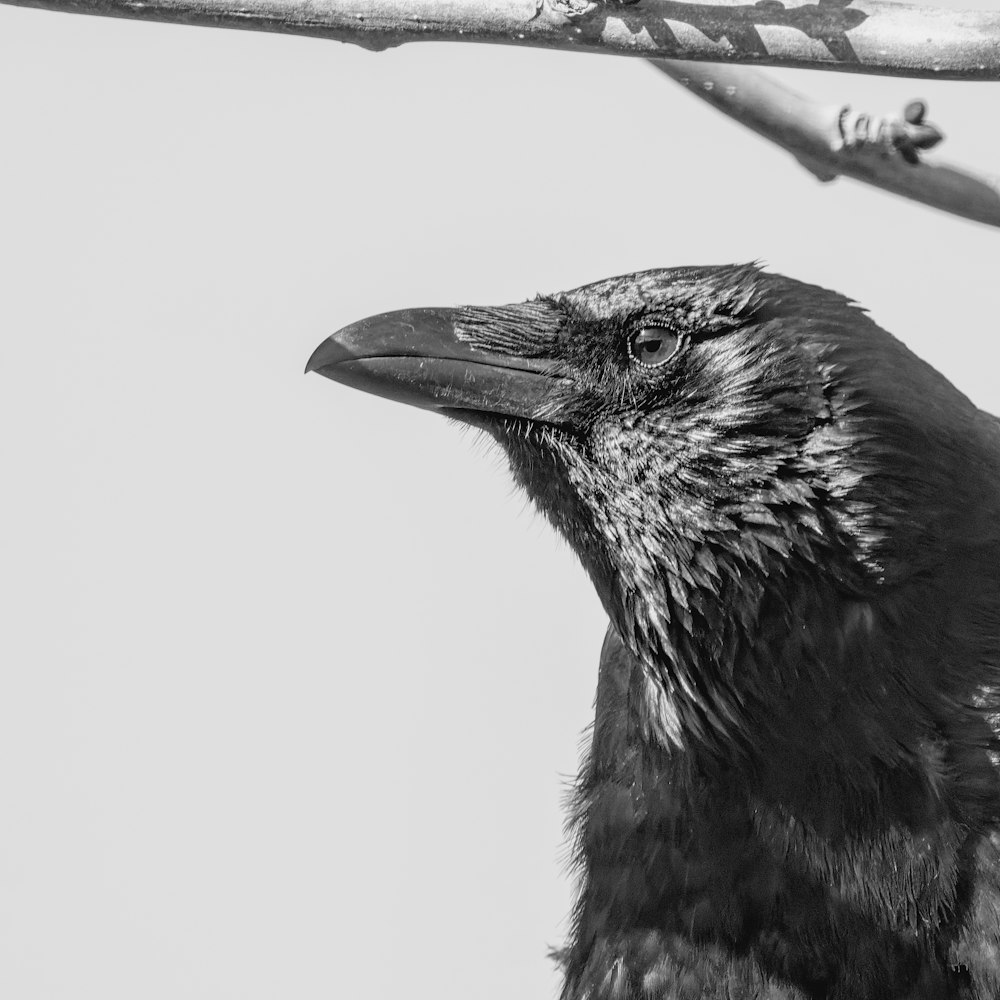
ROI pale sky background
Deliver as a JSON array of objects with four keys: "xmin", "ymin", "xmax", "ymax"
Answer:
[{"xmin": 0, "ymin": 3, "xmax": 997, "ymax": 998}]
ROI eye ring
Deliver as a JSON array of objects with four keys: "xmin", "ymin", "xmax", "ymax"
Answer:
[{"xmin": 628, "ymin": 325, "xmax": 680, "ymax": 368}]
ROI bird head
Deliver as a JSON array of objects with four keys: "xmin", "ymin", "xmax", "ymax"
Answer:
[{"xmin": 308, "ymin": 265, "xmax": 994, "ymax": 754}]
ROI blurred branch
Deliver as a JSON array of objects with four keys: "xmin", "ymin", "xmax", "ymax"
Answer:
[
  {"xmin": 4, "ymin": 0, "xmax": 998, "ymax": 225},
  {"xmin": 652, "ymin": 60, "xmax": 1000, "ymax": 227},
  {"xmin": 4, "ymin": 0, "xmax": 1000, "ymax": 80}
]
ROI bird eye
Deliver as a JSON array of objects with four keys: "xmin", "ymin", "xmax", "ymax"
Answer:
[{"xmin": 629, "ymin": 326, "xmax": 679, "ymax": 367}]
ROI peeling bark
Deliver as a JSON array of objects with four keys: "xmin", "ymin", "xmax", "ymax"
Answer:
[{"xmin": 3, "ymin": 0, "xmax": 1000, "ymax": 80}]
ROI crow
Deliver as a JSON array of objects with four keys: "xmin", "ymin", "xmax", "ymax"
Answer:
[{"xmin": 306, "ymin": 265, "xmax": 1000, "ymax": 999}]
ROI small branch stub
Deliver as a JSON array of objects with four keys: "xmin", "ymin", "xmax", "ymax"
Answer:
[{"xmin": 835, "ymin": 99, "xmax": 944, "ymax": 164}]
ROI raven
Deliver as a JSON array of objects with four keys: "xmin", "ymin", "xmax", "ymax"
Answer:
[{"xmin": 307, "ymin": 265, "xmax": 1000, "ymax": 999}]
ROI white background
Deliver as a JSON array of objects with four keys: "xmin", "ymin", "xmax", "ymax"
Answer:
[{"xmin": 0, "ymin": 2, "xmax": 998, "ymax": 997}]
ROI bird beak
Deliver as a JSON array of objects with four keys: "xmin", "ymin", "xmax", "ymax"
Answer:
[{"xmin": 306, "ymin": 307, "xmax": 570, "ymax": 423}]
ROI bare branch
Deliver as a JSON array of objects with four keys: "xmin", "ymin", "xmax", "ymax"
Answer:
[
  {"xmin": 4, "ymin": 0, "xmax": 996, "ymax": 223},
  {"xmin": 4, "ymin": 0, "xmax": 1000, "ymax": 80},
  {"xmin": 651, "ymin": 59, "xmax": 1000, "ymax": 227}
]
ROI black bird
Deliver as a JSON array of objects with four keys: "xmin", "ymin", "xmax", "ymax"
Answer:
[{"xmin": 307, "ymin": 265, "xmax": 1000, "ymax": 999}]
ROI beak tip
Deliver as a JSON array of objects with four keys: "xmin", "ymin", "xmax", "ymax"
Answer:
[{"xmin": 305, "ymin": 338, "xmax": 338, "ymax": 376}]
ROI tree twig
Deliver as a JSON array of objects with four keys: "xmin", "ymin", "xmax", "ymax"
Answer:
[
  {"xmin": 651, "ymin": 60, "xmax": 1000, "ymax": 227},
  {"xmin": 653, "ymin": 60, "xmax": 1000, "ymax": 226},
  {"xmin": 4, "ymin": 0, "xmax": 1000, "ymax": 80}
]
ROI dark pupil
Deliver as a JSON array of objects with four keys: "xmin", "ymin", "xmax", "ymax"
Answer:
[{"xmin": 631, "ymin": 327, "xmax": 677, "ymax": 365}]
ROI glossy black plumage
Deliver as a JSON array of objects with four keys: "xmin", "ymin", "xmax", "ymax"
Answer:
[{"xmin": 308, "ymin": 265, "xmax": 1000, "ymax": 999}]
